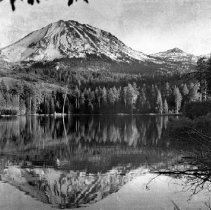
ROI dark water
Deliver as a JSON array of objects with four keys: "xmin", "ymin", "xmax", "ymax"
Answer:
[{"xmin": 0, "ymin": 115, "xmax": 210, "ymax": 210}]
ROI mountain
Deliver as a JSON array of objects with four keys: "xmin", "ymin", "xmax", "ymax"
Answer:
[
  {"xmin": 150, "ymin": 48, "xmax": 198, "ymax": 62},
  {"xmin": 149, "ymin": 48, "xmax": 198, "ymax": 73},
  {"xmin": 0, "ymin": 20, "xmax": 150, "ymax": 63},
  {"xmin": 0, "ymin": 20, "xmax": 198, "ymax": 74}
]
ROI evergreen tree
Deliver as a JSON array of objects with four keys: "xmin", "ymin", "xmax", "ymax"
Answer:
[
  {"xmin": 181, "ymin": 83, "xmax": 189, "ymax": 96},
  {"xmin": 107, "ymin": 88, "xmax": 115, "ymax": 104},
  {"xmin": 181, "ymin": 83, "xmax": 189, "ymax": 104},
  {"xmin": 101, "ymin": 87, "xmax": 107, "ymax": 105},
  {"xmin": 62, "ymin": 85, "xmax": 69, "ymax": 115},
  {"xmin": 150, "ymin": 84, "xmax": 157, "ymax": 111},
  {"xmin": 126, "ymin": 84, "xmax": 139, "ymax": 112},
  {"xmin": 31, "ymin": 96, "xmax": 37, "ymax": 114},
  {"xmin": 164, "ymin": 82, "xmax": 170, "ymax": 98},
  {"xmin": 173, "ymin": 86, "xmax": 182, "ymax": 114},
  {"xmin": 73, "ymin": 86, "xmax": 80, "ymax": 109},
  {"xmin": 196, "ymin": 57, "xmax": 208, "ymax": 101},
  {"xmin": 0, "ymin": 92, "xmax": 6, "ymax": 108},
  {"xmin": 87, "ymin": 90, "xmax": 95, "ymax": 110},
  {"xmin": 163, "ymin": 99, "xmax": 168, "ymax": 114},
  {"xmin": 43, "ymin": 97, "xmax": 50, "ymax": 114},
  {"xmin": 112, "ymin": 86, "xmax": 118, "ymax": 102},
  {"xmin": 80, "ymin": 92, "xmax": 85, "ymax": 106},
  {"xmin": 23, "ymin": 84, "xmax": 35, "ymax": 114},
  {"xmin": 9, "ymin": 82, "xmax": 23, "ymax": 113},
  {"xmin": 95, "ymin": 87, "xmax": 100, "ymax": 108},
  {"xmin": 88, "ymin": 102, "xmax": 94, "ymax": 113},
  {"xmin": 138, "ymin": 88, "xmax": 147, "ymax": 113},
  {"xmin": 5, "ymin": 92, "xmax": 11, "ymax": 108},
  {"xmin": 123, "ymin": 87, "xmax": 127, "ymax": 107},
  {"xmin": 189, "ymin": 82, "xmax": 200, "ymax": 102},
  {"xmin": 49, "ymin": 97, "xmax": 55, "ymax": 114},
  {"xmin": 155, "ymin": 89, "xmax": 163, "ymax": 114},
  {"xmin": 207, "ymin": 57, "xmax": 211, "ymax": 91}
]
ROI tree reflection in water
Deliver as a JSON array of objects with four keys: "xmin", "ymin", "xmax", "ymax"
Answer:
[
  {"xmin": 0, "ymin": 115, "xmax": 210, "ymax": 208},
  {"xmin": 0, "ymin": 115, "xmax": 171, "ymax": 163}
]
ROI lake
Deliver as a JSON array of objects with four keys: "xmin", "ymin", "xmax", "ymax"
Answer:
[{"xmin": 0, "ymin": 115, "xmax": 210, "ymax": 210}]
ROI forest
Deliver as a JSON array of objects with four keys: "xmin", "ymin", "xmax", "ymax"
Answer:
[{"xmin": 0, "ymin": 56, "xmax": 210, "ymax": 115}]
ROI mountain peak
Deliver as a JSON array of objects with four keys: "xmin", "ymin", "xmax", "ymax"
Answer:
[
  {"xmin": 1, "ymin": 19, "xmax": 149, "ymax": 62},
  {"xmin": 150, "ymin": 48, "xmax": 186, "ymax": 57},
  {"xmin": 149, "ymin": 47, "xmax": 198, "ymax": 72},
  {"xmin": 167, "ymin": 48, "xmax": 184, "ymax": 53}
]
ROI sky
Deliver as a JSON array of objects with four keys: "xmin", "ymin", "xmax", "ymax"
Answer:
[{"xmin": 0, "ymin": 0, "xmax": 211, "ymax": 55}]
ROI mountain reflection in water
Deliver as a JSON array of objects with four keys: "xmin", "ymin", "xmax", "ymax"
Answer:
[{"xmin": 0, "ymin": 115, "xmax": 210, "ymax": 209}]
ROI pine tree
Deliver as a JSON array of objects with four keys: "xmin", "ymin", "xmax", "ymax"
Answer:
[
  {"xmin": 80, "ymin": 92, "xmax": 85, "ymax": 106},
  {"xmin": 181, "ymin": 83, "xmax": 189, "ymax": 104},
  {"xmin": 49, "ymin": 97, "xmax": 55, "ymax": 114},
  {"xmin": 189, "ymin": 82, "xmax": 200, "ymax": 102},
  {"xmin": 196, "ymin": 57, "xmax": 208, "ymax": 101},
  {"xmin": 9, "ymin": 82, "xmax": 23, "ymax": 113},
  {"xmin": 163, "ymin": 99, "xmax": 168, "ymax": 114},
  {"xmin": 95, "ymin": 87, "xmax": 101, "ymax": 108},
  {"xmin": 43, "ymin": 97, "xmax": 50, "ymax": 114},
  {"xmin": 207, "ymin": 57, "xmax": 211, "ymax": 91},
  {"xmin": 73, "ymin": 86, "xmax": 80, "ymax": 109},
  {"xmin": 181, "ymin": 83, "xmax": 189, "ymax": 96},
  {"xmin": 108, "ymin": 88, "xmax": 115, "ymax": 104},
  {"xmin": 126, "ymin": 84, "xmax": 139, "ymax": 112},
  {"xmin": 101, "ymin": 87, "xmax": 107, "ymax": 105},
  {"xmin": 164, "ymin": 82, "xmax": 170, "ymax": 98},
  {"xmin": 138, "ymin": 88, "xmax": 147, "ymax": 113},
  {"xmin": 23, "ymin": 84, "xmax": 35, "ymax": 114},
  {"xmin": 112, "ymin": 86, "xmax": 118, "ymax": 102},
  {"xmin": 0, "ymin": 92, "xmax": 6, "ymax": 108},
  {"xmin": 173, "ymin": 86, "xmax": 182, "ymax": 114},
  {"xmin": 88, "ymin": 90, "xmax": 95, "ymax": 105},
  {"xmin": 150, "ymin": 84, "xmax": 157, "ymax": 111},
  {"xmin": 155, "ymin": 89, "xmax": 163, "ymax": 114},
  {"xmin": 123, "ymin": 87, "xmax": 127, "ymax": 107},
  {"xmin": 31, "ymin": 96, "xmax": 37, "ymax": 114}
]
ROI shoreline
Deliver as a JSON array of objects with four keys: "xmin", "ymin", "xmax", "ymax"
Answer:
[{"xmin": 0, "ymin": 113, "xmax": 182, "ymax": 118}]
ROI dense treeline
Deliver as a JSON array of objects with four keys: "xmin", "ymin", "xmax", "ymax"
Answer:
[
  {"xmin": 0, "ymin": 76, "xmax": 201, "ymax": 115},
  {"xmin": 0, "ymin": 80, "xmax": 40, "ymax": 115},
  {"xmin": 0, "ymin": 116, "xmax": 169, "ymax": 151},
  {"xmin": 16, "ymin": 57, "xmax": 179, "ymax": 88}
]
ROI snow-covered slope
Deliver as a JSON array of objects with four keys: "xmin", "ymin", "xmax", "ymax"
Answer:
[{"xmin": 0, "ymin": 20, "xmax": 150, "ymax": 63}]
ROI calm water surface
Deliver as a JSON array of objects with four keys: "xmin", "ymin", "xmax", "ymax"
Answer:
[{"xmin": 0, "ymin": 115, "xmax": 210, "ymax": 210}]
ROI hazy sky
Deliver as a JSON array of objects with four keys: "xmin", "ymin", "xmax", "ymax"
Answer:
[{"xmin": 0, "ymin": 0, "xmax": 211, "ymax": 55}]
